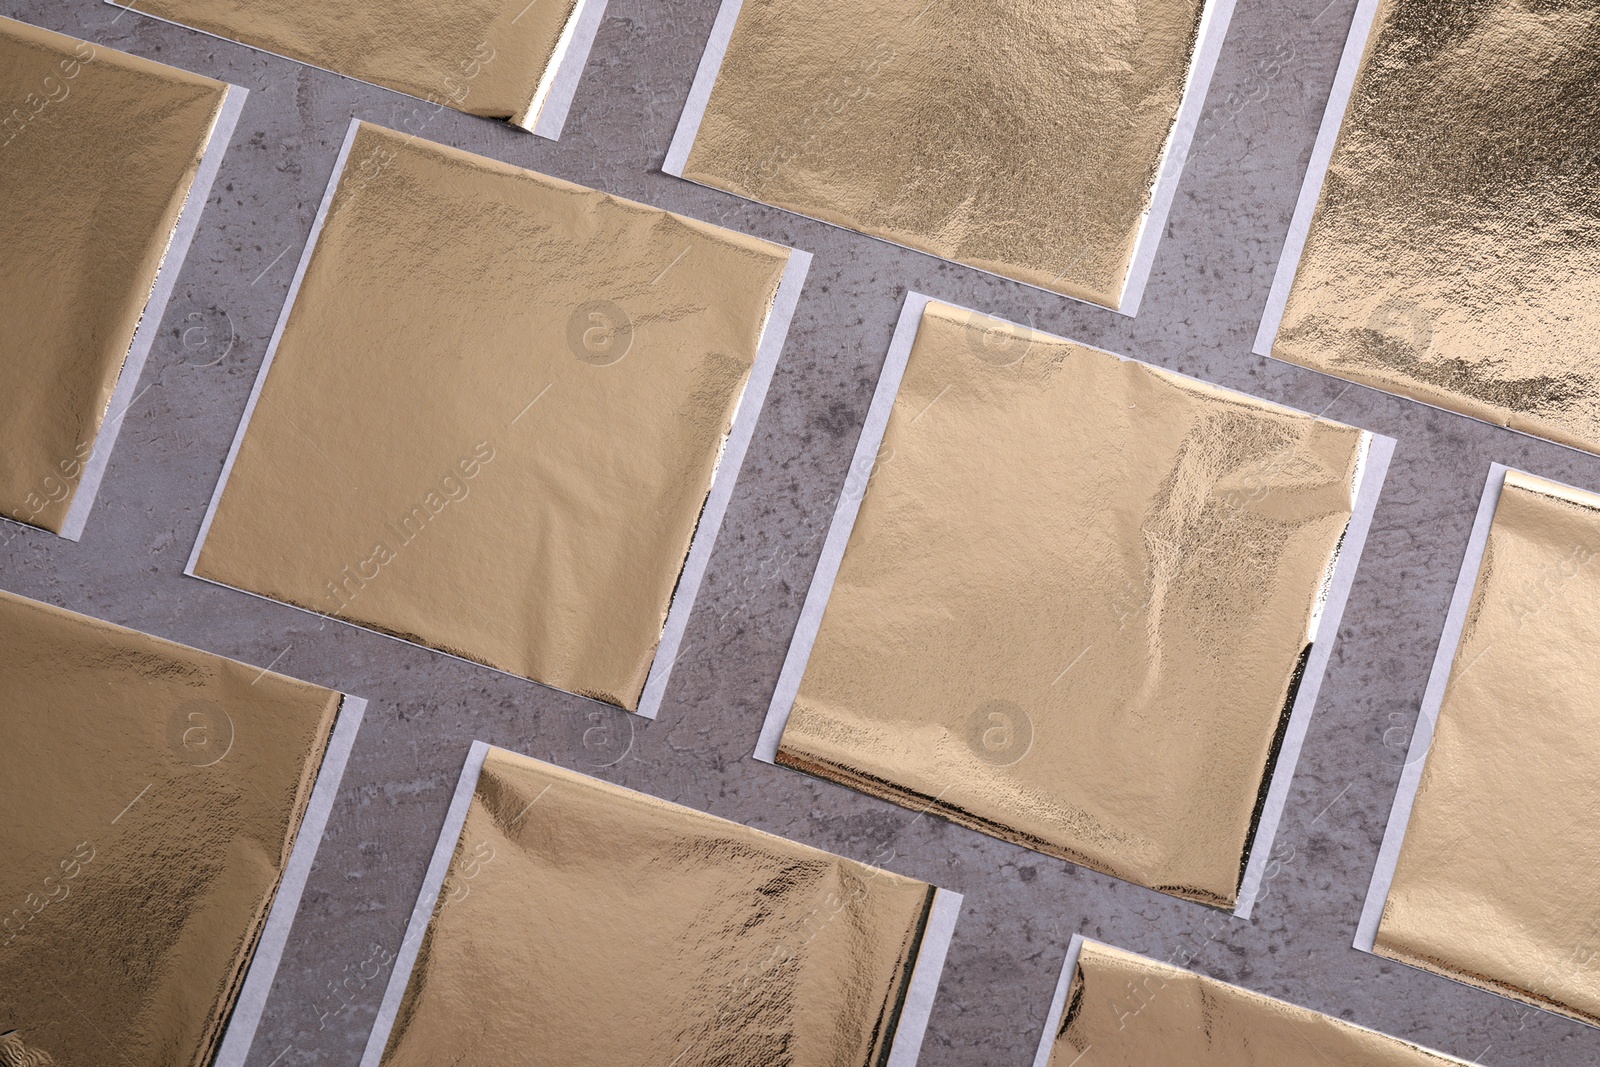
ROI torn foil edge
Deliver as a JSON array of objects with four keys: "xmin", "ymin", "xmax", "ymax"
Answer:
[
  {"xmin": 357, "ymin": 741, "xmax": 963, "ymax": 1067},
  {"xmin": 660, "ymin": 0, "xmax": 1239, "ymax": 317},
  {"xmin": 183, "ymin": 118, "xmax": 811, "ymax": 720},
  {"xmin": 102, "ymin": 0, "xmax": 608, "ymax": 140},
  {"xmin": 214, "ymin": 693, "xmax": 368, "ymax": 1067},
  {"xmin": 0, "ymin": 80, "xmax": 247, "ymax": 543},
  {"xmin": 753, "ymin": 290, "xmax": 1396, "ymax": 919}
]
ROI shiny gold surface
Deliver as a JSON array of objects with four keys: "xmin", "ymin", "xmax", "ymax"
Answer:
[
  {"xmin": 1274, "ymin": 0, "xmax": 1600, "ymax": 454},
  {"xmin": 380, "ymin": 747, "xmax": 935, "ymax": 1066},
  {"xmin": 0, "ymin": 588, "xmax": 342, "ymax": 1067},
  {"xmin": 194, "ymin": 123, "xmax": 791, "ymax": 711},
  {"xmin": 128, "ymin": 0, "xmax": 583, "ymax": 131},
  {"xmin": 680, "ymin": 0, "xmax": 1212, "ymax": 310},
  {"xmin": 0, "ymin": 17, "xmax": 227, "ymax": 534},
  {"xmin": 1376, "ymin": 472, "xmax": 1600, "ymax": 1026},
  {"xmin": 1050, "ymin": 941, "xmax": 1470, "ymax": 1065},
  {"xmin": 778, "ymin": 302, "xmax": 1370, "ymax": 908}
]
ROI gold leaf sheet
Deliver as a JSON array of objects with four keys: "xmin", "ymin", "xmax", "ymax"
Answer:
[
  {"xmin": 0, "ymin": 17, "xmax": 228, "ymax": 534},
  {"xmin": 378, "ymin": 747, "xmax": 936, "ymax": 1067},
  {"xmin": 677, "ymin": 0, "xmax": 1215, "ymax": 310},
  {"xmin": 1272, "ymin": 0, "xmax": 1600, "ymax": 454},
  {"xmin": 192, "ymin": 123, "xmax": 793, "ymax": 711},
  {"xmin": 1048, "ymin": 940, "xmax": 1471, "ymax": 1065},
  {"xmin": 777, "ymin": 302, "xmax": 1371, "ymax": 908},
  {"xmin": 0, "ymin": 588, "xmax": 342, "ymax": 1067},
  {"xmin": 123, "ymin": 0, "xmax": 584, "ymax": 131},
  {"xmin": 1376, "ymin": 471, "xmax": 1600, "ymax": 1026}
]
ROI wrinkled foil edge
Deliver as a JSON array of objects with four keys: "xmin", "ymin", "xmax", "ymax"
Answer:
[
  {"xmin": 213, "ymin": 694, "xmax": 369, "ymax": 1066},
  {"xmin": 1234, "ymin": 430, "xmax": 1394, "ymax": 918},
  {"xmin": 358, "ymin": 740, "xmax": 491, "ymax": 1067},
  {"xmin": 105, "ymin": 0, "xmax": 606, "ymax": 138},
  {"xmin": 663, "ymin": 2, "xmax": 1238, "ymax": 316},
  {"xmin": 1253, "ymin": 0, "xmax": 1380, "ymax": 356},
  {"xmin": 635, "ymin": 247, "xmax": 812, "ymax": 718},
  {"xmin": 1030, "ymin": 934, "xmax": 1087, "ymax": 1067},
  {"xmin": 1354, "ymin": 463, "xmax": 1507, "ymax": 952},
  {"xmin": 885, "ymin": 887, "xmax": 963, "ymax": 1067},
  {"xmin": 0, "ymin": 76, "xmax": 247, "ymax": 542},
  {"xmin": 529, "ymin": 0, "xmax": 611, "ymax": 139}
]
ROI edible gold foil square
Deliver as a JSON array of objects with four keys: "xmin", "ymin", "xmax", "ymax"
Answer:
[
  {"xmin": 0, "ymin": 588, "xmax": 343, "ymax": 1067},
  {"xmin": 773, "ymin": 299, "xmax": 1379, "ymax": 909},
  {"xmin": 122, "ymin": 0, "xmax": 596, "ymax": 134},
  {"xmin": 1373, "ymin": 471, "xmax": 1600, "ymax": 1026},
  {"xmin": 1042, "ymin": 939, "xmax": 1471, "ymax": 1065},
  {"xmin": 190, "ymin": 122, "xmax": 797, "ymax": 713},
  {"xmin": 1265, "ymin": 0, "xmax": 1600, "ymax": 454},
  {"xmin": 670, "ymin": 0, "xmax": 1227, "ymax": 311},
  {"xmin": 0, "ymin": 17, "xmax": 230, "ymax": 536},
  {"xmin": 369, "ymin": 746, "xmax": 944, "ymax": 1067}
]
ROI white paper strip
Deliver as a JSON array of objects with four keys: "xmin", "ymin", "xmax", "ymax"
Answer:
[
  {"xmin": 1031, "ymin": 934, "xmax": 1088, "ymax": 1067},
  {"xmin": 214, "ymin": 693, "xmax": 368, "ymax": 1067}
]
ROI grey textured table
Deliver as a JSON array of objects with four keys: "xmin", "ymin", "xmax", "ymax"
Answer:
[{"xmin": 5, "ymin": 1, "xmax": 1598, "ymax": 1063}]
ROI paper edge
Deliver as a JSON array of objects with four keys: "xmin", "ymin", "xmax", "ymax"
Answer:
[
  {"xmin": 1031, "ymin": 934, "xmax": 1088, "ymax": 1067},
  {"xmin": 636, "ymin": 247, "xmax": 812, "ymax": 719},
  {"xmin": 358, "ymin": 740, "xmax": 490, "ymax": 1067},
  {"xmin": 186, "ymin": 116, "xmax": 360, "ymax": 575},
  {"xmin": 1233, "ymin": 430, "xmax": 1396, "ymax": 919},
  {"xmin": 56, "ymin": 81, "xmax": 247, "ymax": 542},
  {"xmin": 662, "ymin": 0, "xmax": 743, "ymax": 176},
  {"xmin": 212, "ymin": 692, "xmax": 369, "ymax": 1067},
  {"xmin": 885, "ymin": 887, "xmax": 963, "ymax": 1067},
  {"xmin": 1353, "ymin": 462, "xmax": 1509, "ymax": 952},
  {"xmin": 1118, "ymin": 0, "xmax": 1239, "ymax": 317},
  {"xmin": 753, "ymin": 291, "xmax": 931, "ymax": 762},
  {"xmin": 529, "ymin": 0, "xmax": 611, "ymax": 140},
  {"xmin": 1251, "ymin": 0, "xmax": 1381, "ymax": 356}
]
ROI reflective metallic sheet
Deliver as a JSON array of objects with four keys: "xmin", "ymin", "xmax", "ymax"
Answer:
[
  {"xmin": 1376, "ymin": 472, "xmax": 1600, "ymax": 1026},
  {"xmin": 126, "ymin": 0, "xmax": 584, "ymax": 132},
  {"xmin": 0, "ymin": 588, "xmax": 342, "ymax": 1067},
  {"xmin": 778, "ymin": 302, "xmax": 1371, "ymax": 909},
  {"xmin": 379, "ymin": 747, "xmax": 935, "ymax": 1067},
  {"xmin": 192, "ymin": 123, "xmax": 792, "ymax": 711},
  {"xmin": 1050, "ymin": 940, "xmax": 1471, "ymax": 1065},
  {"xmin": 678, "ymin": 0, "xmax": 1213, "ymax": 310},
  {"xmin": 0, "ymin": 17, "xmax": 227, "ymax": 535},
  {"xmin": 1273, "ymin": 0, "xmax": 1600, "ymax": 455}
]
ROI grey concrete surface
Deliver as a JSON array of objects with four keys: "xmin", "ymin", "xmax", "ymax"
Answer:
[{"xmin": 4, "ymin": 1, "xmax": 1599, "ymax": 1063}]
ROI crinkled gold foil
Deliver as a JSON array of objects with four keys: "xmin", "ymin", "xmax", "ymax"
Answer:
[
  {"xmin": 192, "ymin": 123, "xmax": 792, "ymax": 711},
  {"xmin": 0, "ymin": 588, "xmax": 342, "ymax": 1067},
  {"xmin": 0, "ymin": 17, "xmax": 227, "ymax": 535},
  {"xmin": 122, "ymin": 0, "xmax": 584, "ymax": 131},
  {"xmin": 1050, "ymin": 940, "xmax": 1471, "ymax": 1065},
  {"xmin": 1273, "ymin": 0, "xmax": 1600, "ymax": 454},
  {"xmin": 379, "ymin": 747, "xmax": 935, "ymax": 1066},
  {"xmin": 778, "ymin": 302, "xmax": 1370, "ymax": 908},
  {"xmin": 678, "ymin": 0, "xmax": 1212, "ymax": 310},
  {"xmin": 1376, "ymin": 472, "xmax": 1600, "ymax": 1026}
]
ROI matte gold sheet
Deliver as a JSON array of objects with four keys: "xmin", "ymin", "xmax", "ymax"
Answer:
[
  {"xmin": 0, "ymin": 17, "xmax": 227, "ymax": 534},
  {"xmin": 0, "ymin": 588, "xmax": 342, "ymax": 1067},
  {"xmin": 193, "ymin": 123, "xmax": 792, "ymax": 711},
  {"xmin": 379, "ymin": 747, "xmax": 935, "ymax": 1066},
  {"xmin": 1376, "ymin": 471, "xmax": 1600, "ymax": 1025},
  {"xmin": 1273, "ymin": 0, "xmax": 1600, "ymax": 454},
  {"xmin": 124, "ymin": 0, "xmax": 583, "ymax": 131},
  {"xmin": 1049, "ymin": 940, "xmax": 1470, "ymax": 1065},
  {"xmin": 678, "ymin": 0, "xmax": 1213, "ymax": 310},
  {"xmin": 778, "ymin": 302, "xmax": 1371, "ymax": 908}
]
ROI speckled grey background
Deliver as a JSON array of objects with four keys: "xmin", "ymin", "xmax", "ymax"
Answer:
[{"xmin": 4, "ymin": 0, "xmax": 1599, "ymax": 1063}]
